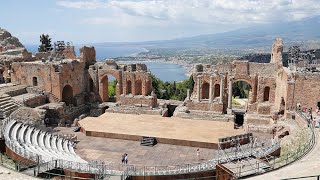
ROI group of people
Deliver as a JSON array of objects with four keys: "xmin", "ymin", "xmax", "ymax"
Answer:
[{"xmin": 303, "ymin": 106, "xmax": 320, "ymax": 127}]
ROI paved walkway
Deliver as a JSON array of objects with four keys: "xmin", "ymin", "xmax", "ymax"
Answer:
[
  {"xmin": 56, "ymin": 127, "xmax": 217, "ymax": 167},
  {"xmin": 247, "ymin": 129, "xmax": 320, "ymax": 180}
]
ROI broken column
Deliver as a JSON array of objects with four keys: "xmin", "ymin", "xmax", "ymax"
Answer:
[
  {"xmin": 227, "ymin": 77, "xmax": 233, "ymax": 109},
  {"xmin": 219, "ymin": 75, "xmax": 224, "ymax": 104},
  {"xmin": 197, "ymin": 75, "xmax": 201, "ymax": 102}
]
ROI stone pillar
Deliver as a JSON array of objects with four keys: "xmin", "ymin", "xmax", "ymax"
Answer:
[
  {"xmin": 227, "ymin": 78, "xmax": 233, "ymax": 109},
  {"xmin": 197, "ymin": 75, "xmax": 201, "ymax": 102},
  {"xmin": 209, "ymin": 76, "xmax": 213, "ymax": 103},
  {"xmin": 122, "ymin": 73, "xmax": 126, "ymax": 95},
  {"xmin": 219, "ymin": 76, "xmax": 224, "ymax": 104},
  {"xmin": 187, "ymin": 89, "xmax": 190, "ymax": 101}
]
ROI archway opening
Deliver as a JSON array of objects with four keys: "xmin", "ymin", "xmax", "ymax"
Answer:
[
  {"xmin": 264, "ymin": 86, "xmax": 270, "ymax": 101},
  {"xmin": 62, "ymin": 85, "xmax": 73, "ymax": 106},
  {"xmin": 318, "ymin": 102, "xmax": 320, "ymax": 109},
  {"xmin": 0, "ymin": 67, "xmax": 4, "ymax": 83},
  {"xmin": 100, "ymin": 74, "xmax": 118, "ymax": 102},
  {"xmin": 127, "ymin": 80, "xmax": 132, "ymax": 94},
  {"xmin": 135, "ymin": 80, "xmax": 142, "ymax": 95},
  {"xmin": 107, "ymin": 75, "xmax": 117, "ymax": 102},
  {"xmin": 89, "ymin": 78, "xmax": 94, "ymax": 92},
  {"xmin": 279, "ymin": 97, "xmax": 285, "ymax": 115},
  {"xmin": 201, "ymin": 82, "xmax": 210, "ymax": 99},
  {"xmin": 214, "ymin": 84, "xmax": 220, "ymax": 98},
  {"xmin": 33, "ymin": 77, "xmax": 38, "ymax": 86},
  {"xmin": 232, "ymin": 81, "xmax": 252, "ymax": 109}
]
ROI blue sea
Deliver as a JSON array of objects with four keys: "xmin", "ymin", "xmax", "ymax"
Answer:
[{"xmin": 25, "ymin": 44, "xmax": 188, "ymax": 82}]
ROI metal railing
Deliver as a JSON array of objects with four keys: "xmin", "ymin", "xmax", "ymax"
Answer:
[
  {"xmin": 3, "ymin": 118, "xmax": 281, "ymax": 177},
  {"xmin": 1, "ymin": 110, "xmax": 314, "ymax": 179}
]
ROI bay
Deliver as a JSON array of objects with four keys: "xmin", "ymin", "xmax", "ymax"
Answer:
[
  {"xmin": 25, "ymin": 44, "xmax": 188, "ymax": 82},
  {"xmin": 117, "ymin": 61, "xmax": 188, "ymax": 82}
]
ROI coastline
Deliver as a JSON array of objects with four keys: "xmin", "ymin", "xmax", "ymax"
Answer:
[{"xmin": 117, "ymin": 59, "xmax": 193, "ymax": 77}]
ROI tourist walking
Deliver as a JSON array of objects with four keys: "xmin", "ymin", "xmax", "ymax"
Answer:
[
  {"xmin": 196, "ymin": 149, "xmax": 200, "ymax": 161},
  {"xmin": 121, "ymin": 153, "xmax": 125, "ymax": 164},
  {"xmin": 124, "ymin": 154, "xmax": 128, "ymax": 164}
]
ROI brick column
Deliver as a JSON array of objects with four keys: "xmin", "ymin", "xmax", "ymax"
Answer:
[
  {"xmin": 209, "ymin": 76, "xmax": 213, "ymax": 103},
  {"xmin": 197, "ymin": 75, "xmax": 201, "ymax": 102},
  {"xmin": 219, "ymin": 76, "xmax": 224, "ymax": 104},
  {"xmin": 227, "ymin": 77, "xmax": 233, "ymax": 109}
]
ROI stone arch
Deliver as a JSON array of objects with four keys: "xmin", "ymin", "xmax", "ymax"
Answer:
[
  {"xmin": 214, "ymin": 84, "xmax": 220, "ymax": 98},
  {"xmin": 100, "ymin": 74, "xmax": 119, "ymax": 102},
  {"xmin": 127, "ymin": 80, "xmax": 132, "ymax": 94},
  {"xmin": 135, "ymin": 80, "xmax": 142, "ymax": 95},
  {"xmin": 233, "ymin": 78, "xmax": 253, "ymax": 88},
  {"xmin": 264, "ymin": 86, "xmax": 270, "ymax": 101},
  {"xmin": 32, "ymin": 77, "xmax": 38, "ymax": 86},
  {"xmin": 232, "ymin": 80, "xmax": 252, "ymax": 99},
  {"xmin": 201, "ymin": 82, "xmax": 210, "ymax": 99},
  {"xmin": 62, "ymin": 85, "xmax": 73, "ymax": 105},
  {"xmin": 317, "ymin": 102, "xmax": 320, "ymax": 109},
  {"xmin": 98, "ymin": 69, "xmax": 122, "ymax": 102}
]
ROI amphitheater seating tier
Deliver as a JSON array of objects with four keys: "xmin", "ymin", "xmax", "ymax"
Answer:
[{"xmin": 4, "ymin": 120, "xmax": 87, "ymax": 164}]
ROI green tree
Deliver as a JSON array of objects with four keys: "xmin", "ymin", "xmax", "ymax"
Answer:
[
  {"xmin": 38, "ymin": 34, "xmax": 53, "ymax": 52},
  {"xmin": 108, "ymin": 80, "xmax": 117, "ymax": 97},
  {"xmin": 186, "ymin": 75, "xmax": 195, "ymax": 92}
]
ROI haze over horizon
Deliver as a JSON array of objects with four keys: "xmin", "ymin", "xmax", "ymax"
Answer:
[{"xmin": 1, "ymin": 0, "xmax": 320, "ymax": 45}]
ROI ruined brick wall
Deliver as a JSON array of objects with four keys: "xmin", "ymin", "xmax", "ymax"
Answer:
[
  {"xmin": 270, "ymin": 38, "xmax": 283, "ymax": 64},
  {"xmin": 123, "ymin": 72, "xmax": 152, "ymax": 96},
  {"xmin": 93, "ymin": 61, "xmax": 153, "ymax": 103},
  {"xmin": 186, "ymin": 101, "xmax": 223, "ymax": 112},
  {"xmin": 274, "ymin": 68, "xmax": 289, "ymax": 111},
  {"xmin": 59, "ymin": 60, "xmax": 86, "ymax": 99},
  {"xmin": 62, "ymin": 45, "xmax": 76, "ymax": 59},
  {"xmin": 80, "ymin": 46, "xmax": 96, "ymax": 66},
  {"xmin": 11, "ymin": 62, "xmax": 62, "ymax": 99},
  {"xmin": 11, "ymin": 60, "xmax": 87, "ymax": 102},
  {"xmin": 256, "ymin": 77, "xmax": 276, "ymax": 103},
  {"xmin": 34, "ymin": 52, "xmax": 51, "ymax": 60},
  {"xmin": 292, "ymin": 72, "xmax": 320, "ymax": 110},
  {"xmin": 119, "ymin": 95, "xmax": 157, "ymax": 108}
]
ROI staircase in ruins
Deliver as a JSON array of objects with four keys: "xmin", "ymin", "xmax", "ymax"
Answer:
[{"xmin": 0, "ymin": 93, "xmax": 22, "ymax": 120}]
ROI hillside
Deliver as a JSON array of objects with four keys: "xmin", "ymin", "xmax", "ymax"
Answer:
[{"xmin": 93, "ymin": 16, "xmax": 320, "ymax": 55}]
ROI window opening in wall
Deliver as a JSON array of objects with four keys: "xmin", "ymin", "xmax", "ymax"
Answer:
[{"xmin": 33, "ymin": 77, "xmax": 38, "ymax": 86}]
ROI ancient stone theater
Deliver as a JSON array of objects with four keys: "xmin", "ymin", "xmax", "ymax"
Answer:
[{"xmin": 0, "ymin": 28, "xmax": 319, "ymax": 179}]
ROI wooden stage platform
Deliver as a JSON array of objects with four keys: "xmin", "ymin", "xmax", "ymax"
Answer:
[{"xmin": 79, "ymin": 112, "xmax": 245, "ymax": 149}]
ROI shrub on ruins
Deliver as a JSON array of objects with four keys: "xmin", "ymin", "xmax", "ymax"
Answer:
[
  {"xmin": 151, "ymin": 73, "xmax": 195, "ymax": 101},
  {"xmin": 38, "ymin": 34, "xmax": 53, "ymax": 52}
]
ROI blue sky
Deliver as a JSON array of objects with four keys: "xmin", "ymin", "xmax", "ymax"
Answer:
[{"xmin": 1, "ymin": 0, "xmax": 320, "ymax": 45}]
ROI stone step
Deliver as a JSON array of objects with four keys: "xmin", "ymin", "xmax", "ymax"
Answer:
[
  {"xmin": 0, "ymin": 102, "xmax": 16, "ymax": 109},
  {"xmin": 0, "ymin": 99, "xmax": 14, "ymax": 106},
  {"xmin": 4, "ymin": 107, "xmax": 18, "ymax": 116},
  {"xmin": 2, "ymin": 103, "xmax": 17, "ymax": 112},
  {"xmin": 0, "ymin": 96, "xmax": 12, "ymax": 103},
  {"xmin": 0, "ymin": 94, "xmax": 10, "ymax": 99}
]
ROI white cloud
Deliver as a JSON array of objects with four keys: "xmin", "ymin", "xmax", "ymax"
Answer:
[
  {"xmin": 56, "ymin": 0, "xmax": 107, "ymax": 9},
  {"xmin": 57, "ymin": 0, "xmax": 320, "ymax": 25}
]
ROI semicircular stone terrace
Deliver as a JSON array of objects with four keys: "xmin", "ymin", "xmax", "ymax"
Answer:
[{"xmin": 3, "ymin": 116, "xmax": 281, "ymax": 176}]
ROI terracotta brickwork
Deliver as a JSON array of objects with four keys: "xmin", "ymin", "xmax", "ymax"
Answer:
[
  {"xmin": 189, "ymin": 39, "xmax": 320, "ymax": 121},
  {"xmin": 11, "ymin": 47, "xmax": 154, "ymax": 108},
  {"xmin": 88, "ymin": 60, "xmax": 153, "ymax": 102}
]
